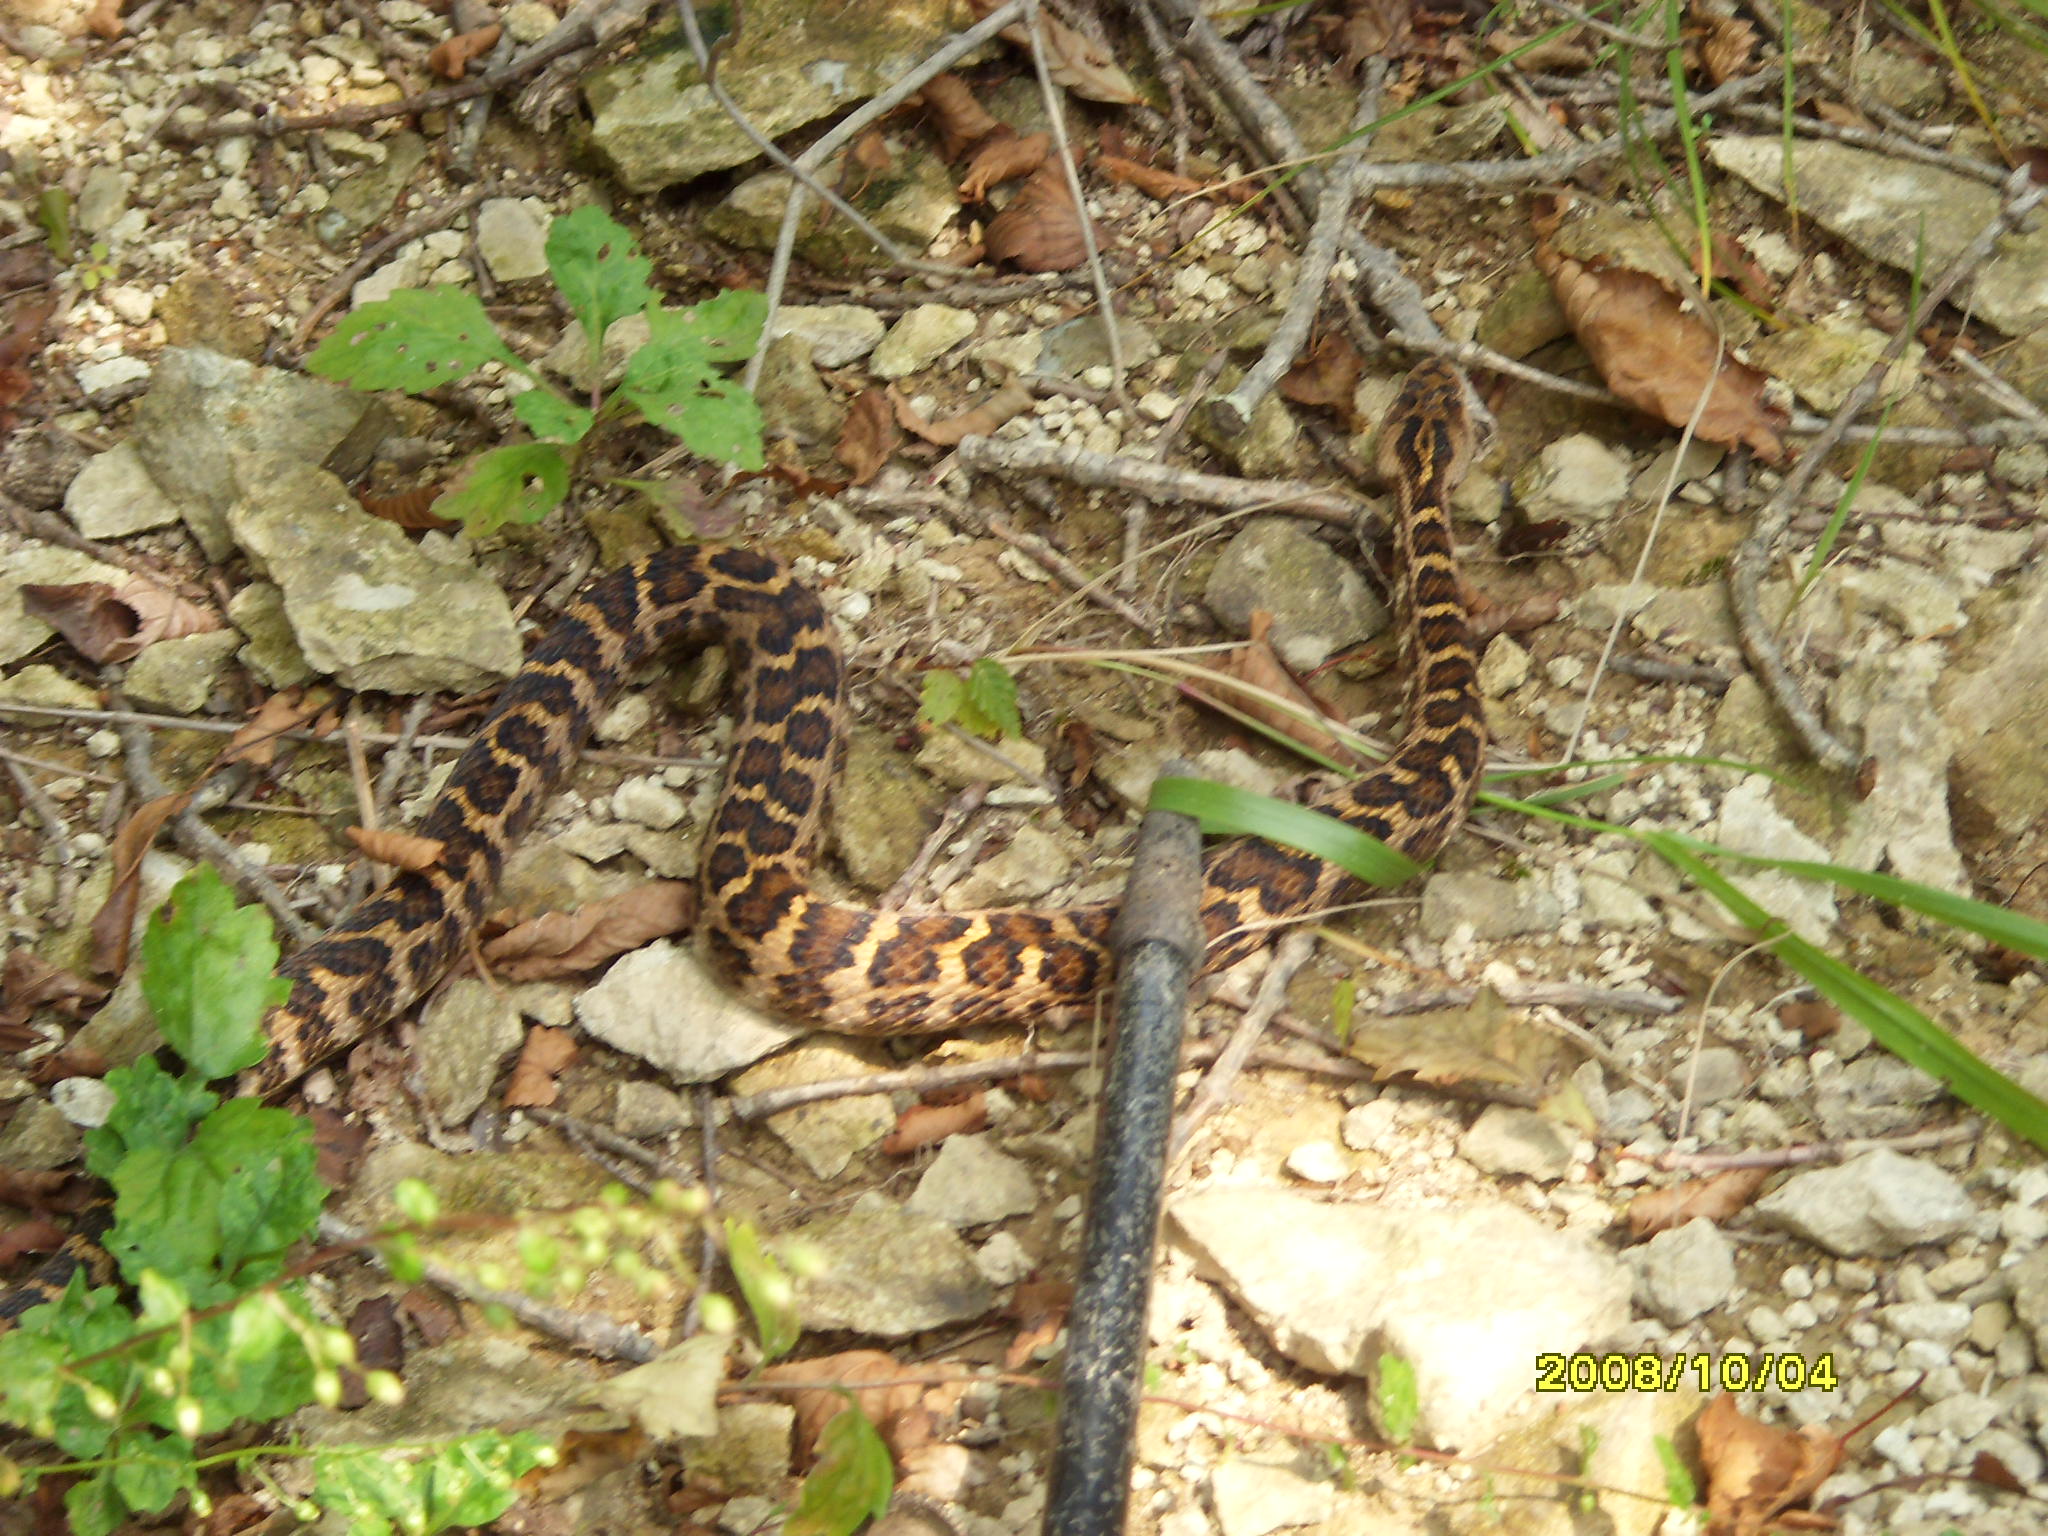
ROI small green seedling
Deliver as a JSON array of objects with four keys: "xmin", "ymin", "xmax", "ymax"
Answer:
[{"xmin": 307, "ymin": 205, "xmax": 766, "ymax": 536}]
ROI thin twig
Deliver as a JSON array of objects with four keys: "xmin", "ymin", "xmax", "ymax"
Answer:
[
  {"xmin": 955, "ymin": 433, "xmax": 1371, "ymax": 525},
  {"xmin": 881, "ymin": 784, "xmax": 989, "ymax": 910},
  {"xmin": 1208, "ymin": 62, "xmax": 1387, "ymax": 435},
  {"xmin": 1170, "ymin": 930, "xmax": 1317, "ymax": 1161},
  {"xmin": 1728, "ymin": 169, "xmax": 2048, "ymax": 773},
  {"xmin": 1653, "ymin": 1122, "xmax": 1976, "ymax": 1172}
]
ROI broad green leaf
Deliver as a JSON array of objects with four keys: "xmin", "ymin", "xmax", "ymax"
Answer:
[
  {"xmin": 545, "ymin": 205, "xmax": 656, "ymax": 356},
  {"xmin": 312, "ymin": 1431, "xmax": 554, "ymax": 1536},
  {"xmin": 616, "ymin": 302, "xmax": 767, "ymax": 469},
  {"xmin": 305, "ymin": 287, "xmax": 526, "ymax": 393},
  {"xmin": 966, "ymin": 658, "xmax": 1023, "ymax": 739},
  {"xmin": 109, "ymin": 1433, "xmax": 191, "ymax": 1515},
  {"xmin": 787, "ymin": 1403, "xmax": 893, "ymax": 1536},
  {"xmin": 511, "ymin": 388, "xmax": 595, "ymax": 444},
  {"xmin": 1149, "ymin": 777, "xmax": 1421, "ymax": 888},
  {"xmin": 653, "ymin": 287, "xmax": 767, "ymax": 363},
  {"xmin": 64, "ymin": 1470, "xmax": 127, "ymax": 1536},
  {"xmin": 140, "ymin": 866, "xmax": 288, "ymax": 1081},
  {"xmin": 84, "ymin": 1057, "xmax": 215, "ymax": 1179},
  {"xmin": 920, "ymin": 670, "xmax": 966, "ymax": 727},
  {"xmin": 105, "ymin": 1099, "xmax": 324, "ymax": 1296},
  {"xmin": 724, "ymin": 1219, "xmax": 800, "ymax": 1361},
  {"xmin": 434, "ymin": 443, "xmax": 571, "ymax": 536}
]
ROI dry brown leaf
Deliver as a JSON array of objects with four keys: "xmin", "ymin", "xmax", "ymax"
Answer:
[
  {"xmin": 428, "ymin": 23, "xmax": 502, "ymax": 79},
  {"xmin": 503, "ymin": 1025, "xmax": 578, "ymax": 1108},
  {"xmin": 881, "ymin": 1095, "xmax": 988, "ymax": 1154},
  {"xmin": 220, "ymin": 687, "xmax": 334, "ymax": 771},
  {"xmin": 1337, "ymin": 0, "xmax": 1414, "ymax": 67},
  {"xmin": 919, "ymin": 73, "xmax": 1002, "ymax": 160},
  {"xmin": 1777, "ymin": 998, "xmax": 1840, "ymax": 1041},
  {"xmin": 90, "ymin": 789, "xmax": 195, "ymax": 975},
  {"xmin": 849, "ymin": 129, "xmax": 893, "ymax": 176},
  {"xmin": 0, "ymin": 948, "xmax": 109, "ymax": 1029},
  {"xmin": 21, "ymin": 576, "xmax": 221, "ymax": 663},
  {"xmin": 835, "ymin": 388, "xmax": 901, "ymax": 485},
  {"xmin": 975, "ymin": 0, "xmax": 1144, "ymax": 104},
  {"xmin": 1696, "ymin": 1392, "xmax": 1845, "ymax": 1536},
  {"xmin": 1096, "ymin": 153, "xmax": 1205, "ymax": 201},
  {"xmin": 480, "ymin": 882, "xmax": 696, "ymax": 982},
  {"xmin": 1182, "ymin": 612, "xmax": 1367, "ymax": 769},
  {"xmin": 83, "ymin": 0, "xmax": 124, "ymax": 38},
  {"xmin": 1004, "ymin": 1278, "xmax": 1073, "ymax": 1369},
  {"xmin": 760, "ymin": 1351, "xmax": 929, "ymax": 1463},
  {"xmin": 1700, "ymin": 14, "xmax": 1760, "ymax": 85},
  {"xmin": 960, "ymin": 129, "xmax": 1050, "ymax": 200},
  {"xmin": 985, "ymin": 157, "xmax": 1092, "ymax": 273},
  {"xmin": 1278, "ymin": 331, "xmax": 1364, "ymax": 415},
  {"xmin": 346, "ymin": 826, "xmax": 446, "ymax": 874},
  {"xmin": 1810, "ymin": 98, "xmax": 1875, "ymax": 130},
  {"xmin": 893, "ymin": 381, "xmax": 1036, "ymax": 446},
  {"xmin": 358, "ymin": 484, "xmax": 459, "ymax": 531},
  {"xmin": 1535, "ymin": 236, "xmax": 1786, "ymax": 460},
  {"xmin": 1625, "ymin": 1167, "xmax": 1772, "ymax": 1238}
]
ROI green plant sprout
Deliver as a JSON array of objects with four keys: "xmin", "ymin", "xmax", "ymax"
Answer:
[
  {"xmin": 0, "ymin": 867, "xmax": 552, "ymax": 1534},
  {"xmin": 306, "ymin": 205, "xmax": 766, "ymax": 536}
]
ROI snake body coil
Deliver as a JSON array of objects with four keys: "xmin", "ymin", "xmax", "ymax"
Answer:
[{"xmin": 238, "ymin": 358, "xmax": 1486, "ymax": 1094}]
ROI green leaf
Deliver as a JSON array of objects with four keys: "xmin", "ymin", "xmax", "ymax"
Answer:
[
  {"xmin": 141, "ymin": 866, "xmax": 290, "ymax": 1081},
  {"xmin": 920, "ymin": 670, "xmax": 966, "ymax": 728},
  {"xmin": 105, "ymin": 1099, "xmax": 324, "ymax": 1297},
  {"xmin": 312, "ymin": 1431, "xmax": 554, "ymax": 1536},
  {"xmin": 64, "ymin": 1470, "xmax": 127, "ymax": 1536},
  {"xmin": 434, "ymin": 443, "xmax": 571, "ymax": 536},
  {"xmin": 787, "ymin": 1403, "xmax": 893, "ymax": 1536},
  {"xmin": 966, "ymin": 658, "xmax": 1023, "ymax": 739},
  {"xmin": 109, "ymin": 1432, "xmax": 191, "ymax": 1515},
  {"xmin": 305, "ymin": 287, "xmax": 526, "ymax": 393},
  {"xmin": 1653, "ymin": 1434, "xmax": 1698, "ymax": 1508},
  {"xmin": 1148, "ymin": 776, "xmax": 1422, "ymax": 888},
  {"xmin": 511, "ymin": 388, "xmax": 595, "ymax": 444},
  {"xmin": 1376, "ymin": 1353, "xmax": 1420, "ymax": 1446},
  {"xmin": 724, "ymin": 1219, "xmax": 800, "ymax": 1361},
  {"xmin": 653, "ymin": 287, "xmax": 767, "ymax": 364},
  {"xmin": 545, "ymin": 205, "xmax": 656, "ymax": 358},
  {"xmin": 616, "ymin": 302, "xmax": 768, "ymax": 469},
  {"xmin": 35, "ymin": 187, "xmax": 73, "ymax": 263},
  {"xmin": 84, "ymin": 1057, "xmax": 216, "ymax": 1180}
]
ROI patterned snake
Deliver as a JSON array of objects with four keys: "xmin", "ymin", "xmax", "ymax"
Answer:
[
  {"xmin": 243, "ymin": 358, "xmax": 1487, "ymax": 1096},
  {"xmin": 0, "ymin": 361, "xmax": 1485, "ymax": 1318}
]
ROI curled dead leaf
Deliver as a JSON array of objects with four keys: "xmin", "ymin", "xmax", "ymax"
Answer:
[
  {"xmin": 835, "ymin": 388, "xmax": 901, "ymax": 485},
  {"xmin": 503, "ymin": 1025, "xmax": 578, "ymax": 1108},
  {"xmin": 21, "ymin": 577, "xmax": 222, "ymax": 664},
  {"xmin": 0, "ymin": 949, "xmax": 109, "ymax": 1029},
  {"xmin": 975, "ymin": 0, "xmax": 1144, "ymax": 104},
  {"xmin": 1696, "ymin": 1392, "xmax": 1844, "ymax": 1536},
  {"xmin": 346, "ymin": 826, "xmax": 447, "ymax": 874},
  {"xmin": 1097, "ymin": 153, "xmax": 1206, "ymax": 201},
  {"xmin": 428, "ymin": 23, "xmax": 502, "ymax": 80},
  {"xmin": 1699, "ymin": 14, "xmax": 1760, "ymax": 85},
  {"xmin": 90, "ymin": 790, "xmax": 195, "ymax": 974},
  {"xmin": 892, "ymin": 381, "xmax": 1035, "ymax": 446},
  {"xmin": 881, "ymin": 1094, "xmax": 988, "ymax": 1154},
  {"xmin": 480, "ymin": 882, "xmax": 696, "ymax": 982},
  {"xmin": 960, "ymin": 129, "xmax": 1050, "ymax": 201},
  {"xmin": 1182, "ymin": 611, "xmax": 1369, "ymax": 770},
  {"xmin": 1278, "ymin": 331, "xmax": 1364, "ymax": 415},
  {"xmin": 1625, "ymin": 1167, "xmax": 1772, "ymax": 1238},
  {"xmin": 358, "ymin": 483, "xmax": 459, "ymax": 531},
  {"xmin": 985, "ymin": 157, "xmax": 1094, "ymax": 273},
  {"xmin": 220, "ymin": 687, "xmax": 335, "ymax": 771},
  {"xmin": 919, "ymin": 73, "xmax": 1002, "ymax": 160},
  {"xmin": 1534, "ymin": 233, "xmax": 1786, "ymax": 460},
  {"xmin": 759, "ymin": 1350, "xmax": 930, "ymax": 1463}
]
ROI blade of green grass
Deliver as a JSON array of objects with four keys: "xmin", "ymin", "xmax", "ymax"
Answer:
[{"xmin": 1149, "ymin": 777, "xmax": 1421, "ymax": 888}]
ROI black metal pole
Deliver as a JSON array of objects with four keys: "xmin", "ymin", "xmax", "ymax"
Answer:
[{"xmin": 1043, "ymin": 766, "xmax": 1205, "ymax": 1536}]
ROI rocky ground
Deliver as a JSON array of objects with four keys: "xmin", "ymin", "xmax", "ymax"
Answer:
[{"xmin": 3, "ymin": 0, "xmax": 2048, "ymax": 1533}]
